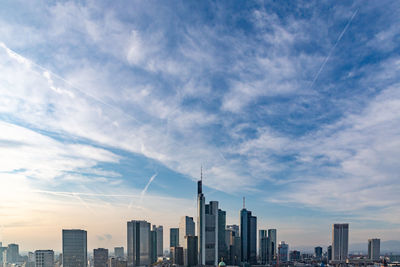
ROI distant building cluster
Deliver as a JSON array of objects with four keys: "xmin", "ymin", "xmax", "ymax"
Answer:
[{"xmin": 0, "ymin": 177, "xmax": 391, "ymax": 267}]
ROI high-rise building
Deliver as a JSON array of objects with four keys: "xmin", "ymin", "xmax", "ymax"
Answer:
[
  {"xmin": 327, "ymin": 245, "xmax": 332, "ymax": 261},
  {"xmin": 332, "ymin": 224, "xmax": 349, "ymax": 262},
  {"xmin": 218, "ymin": 209, "xmax": 227, "ymax": 263},
  {"xmin": 170, "ymin": 247, "xmax": 184, "ymax": 266},
  {"xmin": 180, "ymin": 216, "xmax": 195, "ymax": 247},
  {"xmin": 197, "ymin": 174, "xmax": 206, "ymax": 265},
  {"xmin": 94, "ymin": 248, "xmax": 108, "ymax": 267},
  {"xmin": 62, "ymin": 229, "xmax": 87, "ymax": 267},
  {"xmin": 184, "ymin": 236, "xmax": 198, "ymax": 267},
  {"xmin": 259, "ymin": 230, "xmax": 268, "ymax": 264},
  {"xmin": 150, "ymin": 227, "xmax": 157, "ymax": 264},
  {"xmin": 240, "ymin": 202, "xmax": 257, "ymax": 264},
  {"xmin": 5, "ymin": 243, "xmax": 19, "ymax": 264},
  {"xmin": 154, "ymin": 226, "xmax": 163, "ymax": 257},
  {"xmin": 268, "ymin": 229, "xmax": 277, "ymax": 263},
  {"xmin": 289, "ymin": 250, "xmax": 300, "ymax": 261},
  {"xmin": 368, "ymin": 239, "xmax": 380, "ymax": 261},
  {"xmin": 35, "ymin": 250, "xmax": 54, "ymax": 267},
  {"xmin": 226, "ymin": 225, "xmax": 240, "ymax": 266},
  {"xmin": 278, "ymin": 241, "xmax": 288, "ymax": 262},
  {"xmin": 127, "ymin": 220, "xmax": 151, "ymax": 267},
  {"xmin": 314, "ymin": 246, "xmax": 322, "ymax": 260},
  {"xmin": 170, "ymin": 228, "xmax": 179, "ymax": 248},
  {"xmin": 205, "ymin": 201, "xmax": 219, "ymax": 266},
  {"xmin": 108, "ymin": 257, "xmax": 128, "ymax": 267},
  {"xmin": 0, "ymin": 245, "xmax": 6, "ymax": 265},
  {"xmin": 115, "ymin": 247, "xmax": 124, "ymax": 260}
]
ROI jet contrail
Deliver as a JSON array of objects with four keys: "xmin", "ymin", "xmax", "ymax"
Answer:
[
  {"xmin": 0, "ymin": 41, "xmax": 139, "ymax": 123},
  {"xmin": 308, "ymin": 8, "xmax": 359, "ymax": 90},
  {"xmin": 140, "ymin": 173, "xmax": 158, "ymax": 201}
]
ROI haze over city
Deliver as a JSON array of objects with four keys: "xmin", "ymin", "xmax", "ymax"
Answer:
[{"xmin": 1, "ymin": 0, "xmax": 400, "ymax": 256}]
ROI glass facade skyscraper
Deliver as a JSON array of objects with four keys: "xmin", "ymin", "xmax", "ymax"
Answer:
[
  {"xmin": 240, "ymin": 207, "xmax": 257, "ymax": 264},
  {"xmin": 332, "ymin": 223, "xmax": 349, "ymax": 262},
  {"xmin": 170, "ymin": 228, "xmax": 179, "ymax": 248},
  {"xmin": 127, "ymin": 220, "xmax": 151, "ymax": 267},
  {"xmin": 62, "ymin": 229, "xmax": 87, "ymax": 267}
]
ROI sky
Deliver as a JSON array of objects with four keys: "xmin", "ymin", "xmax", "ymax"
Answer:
[{"xmin": 1, "ymin": 0, "xmax": 400, "ymax": 253}]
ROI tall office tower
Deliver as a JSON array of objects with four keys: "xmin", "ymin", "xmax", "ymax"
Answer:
[
  {"xmin": 267, "ymin": 229, "xmax": 277, "ymax": 263},
  {"xmin": 218, "ymin": 209, "xmax": 227, "ymax": 262},
  {"xmin": 62, "ymin": 229, "xmax": 87, "ymax": 267},
  {"xmin": 150, "ymin": 227, "xmax": 158, "ymax": 264},
  {"xmin": 0, "ymin": 245, "xmax": 6, "ymax": 265},
  {"xmin": 5, "ymin": 243, "xmax": 19, "ymax": 264},
  {"xmin": 205, "ymin": 201, "xmax": 219, "ymax": 266},
  {"xmin": 35, "ymin": 250, "xmax": 54, "ymax": 267},
  {"xmin": 170, "ymin": 228, "xmax": 179, "ymax": 248},
  {"xmin": 259, "ymin": 230, "xmax": 269, "ymax": 264},
  {"xmin": 289, "ymin": 250, "xmax": 301, "ymax": 261},
  {"xmin": 278, "ymin": 242, "xmax": 288, "ymax": 262},
  {"xmin": 115, "ymin": 247, "xmax": 124, "ymax": 260},
  {"xmin": 108, "ymin": 257, "xmax": 128, "ymax": 267},
  {"xmin": 314, "ymin": 246, "xmax": 323, "ymax": 259},
  {"xmin": 184, "ymin": 236, "xmax": 198, "ymax": 267},
  {"xmin": 332, "ymin": 224, "xmax": 349, "ymax": 262},
  {"xmin": 170, "ymin": 247, "xmax": 184, "ymax": 266},
  {"xmin": 180, "ymin": 216, "xmax": 195, "ymax": 247},
  {"xmin": 94, "ymin": 248, "xmax": 108, "ymax": 267},
  {"xmin": 240, "ymin": 202, "xmax": 257, "ymax": 265},
  {"xmin": 327, "ymin": 245, "xmax": 332, "ymax": 261},
  {"xmin": 368, "ymin": 239, "xmax": 380, "ymax": 261},
  {"xmin": 154, "ymin": 226, "xmax": 163, "ymax": 257},
  {"xmin": 226, "ymin": 225, "xmax": 240, "ymax": 265},
  {"xmin": 127, "ymin": 220, "xmax": 151, "ymax": 267},
  {"xmin": 197, "ymin": 173, "xmax": 206, "ymax": 265}
]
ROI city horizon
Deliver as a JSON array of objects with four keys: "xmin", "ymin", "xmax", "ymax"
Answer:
[{"xmin": 1, "ymin": 0, "xmax": 400, "ymax": 264}]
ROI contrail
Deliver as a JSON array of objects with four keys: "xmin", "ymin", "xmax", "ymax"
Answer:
[
  {"xmin": 308, "ymin": 8, "xmax": 359, "ymax": 90},
  {"xmin": 140, "ymin": 173, "xmax": 158, "ymax": 202},
  {"xmin": 0, "ymin": 41, "xmax": 139, "ymax": 123}
]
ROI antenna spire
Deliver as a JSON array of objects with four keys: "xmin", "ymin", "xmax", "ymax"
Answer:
[
  {"xmin": 201, "ymin": 165, "xmax": 203, "ymax": 182},
  {"xmin": 243, "ymin": 197, "xmax": 245, "ymax": 209}
]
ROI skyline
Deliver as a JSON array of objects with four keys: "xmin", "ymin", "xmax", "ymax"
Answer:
[{"xmin": 1, "ymin": 0, "xmax": 400, "ymax": 252}]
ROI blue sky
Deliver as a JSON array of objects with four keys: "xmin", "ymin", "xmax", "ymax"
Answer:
[{"xmin": 1, "ymin": 0, "xmax": 400, "ymax": 251}]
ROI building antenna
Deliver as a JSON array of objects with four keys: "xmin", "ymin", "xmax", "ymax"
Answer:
[
  {"xmin": 243, "ymin": 196, "xmax": 245, "ymax": 209},
  {"xmin": 201, "ymin": 165, "xmax": 203, "ymax": 182}
]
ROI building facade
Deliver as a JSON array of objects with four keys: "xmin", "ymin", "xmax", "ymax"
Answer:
[
  {"xmin": 278, "ymin": 241, "xmax": 288, "ymax": 262},
  {"xmin": 35, "ymin": 250, "xmax": 54, "ymax": 267},
  {"xmin": 115, "ymin": 247, "xmax": 124, "ymax": 260},
  {"xmin": 62, "ymin": 229, "xmax": 87, "ymax": 267},
  {"xmin": 94, "ymin": 248, "xmax": 108, "ymax": 267},
  {"xmin": 332, "ymin": 224, "xmax": 349, "ymax": 262},
  {"xmin": 368, "ymin": 238, "xmax": 380, "ymax": 261},
  {"xmin": 170, "ymin": 228, "xmax": 179, "ymax": 248},
  {"xmin": 240, "ymin": 207, "xmax": 257, "ymax": 264},
  {"xmin": 127, "ymin": 220, "xmax": 151, "ymax": 267}
]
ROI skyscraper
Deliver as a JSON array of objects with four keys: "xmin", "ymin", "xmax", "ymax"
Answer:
[
  {"xmin": 35, "ymin": 250, "xmax": 54, "ymax": 267},
  {"xmin": 368, "ymin": 238, "xmax": 380, "ymax": 261},
  {"xmin": 259, "ymin": 230, "xmax": 268, "ymax": 264},
  {"xmin": 154, "ymin": 226, "xmax": 163, "ymax": 257},
  {"xmin": 218, "ymin": 209, "xmax": 227, "ymax": 262},
  {"xmin": 205, "ymin": 201, "xmax": 219, "ymax": 266},
  {"xmin": 170, "ymin": 228, "xmax": 179, "ymax": 248},
  {"xmin": 114, "ymin": 247, "xmax": 124, "ymax": 260},
  {"xmin": 226, "ymin": 225, "xmax": 240, "ymax": 266},
  {"xmin": 127, "ymin": 220, "xmax": 151, "ymax": 267},
  {"xmin": 170, "ymin": 246, "xmax": 184, "ymax": 266},
  {"xmin": 268, "ymin": 229, "xmax": 277, "ymax": 263},
  {"xmin": 184, "ymin": 236, "xmax": 198, "ymax": 267},
  {"xmin": 314, "ymin": 246, "xmax": 322, "ymax": 260},
  {"xmin": 150, "ymin": 226, "xmax": 157, "ymax": 264},
  {"xmin": 197, "ymin": 173, "xmax": 206, "ymax": 265},
  {"xmin": 94, "ymin": 248, "xmax": 108, "ymax": 267},
  {"xmin": 278, "ymin": 241, "xmax": 288, "ymax": 262},
  {"xmin": 332, "ymin": 224, "xmax": 349, "ymax": 262},
  {"xmin": 240, "ymin": 201, "xmax": 257, "ymax": 265},
  {"xmin": 5, "ymin": 243, "xmax": 19, "ymax": 264},
  {"xmin": 327, "ymin": 245, "xmax": 332, "ymax": 261},
  {"xmin": 180, "ymin": 216, "xmax": 195, "ymax": 247},
  {"xmin": 62, "ymin": 229, "xmax": 87, "ymax": 267}
]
